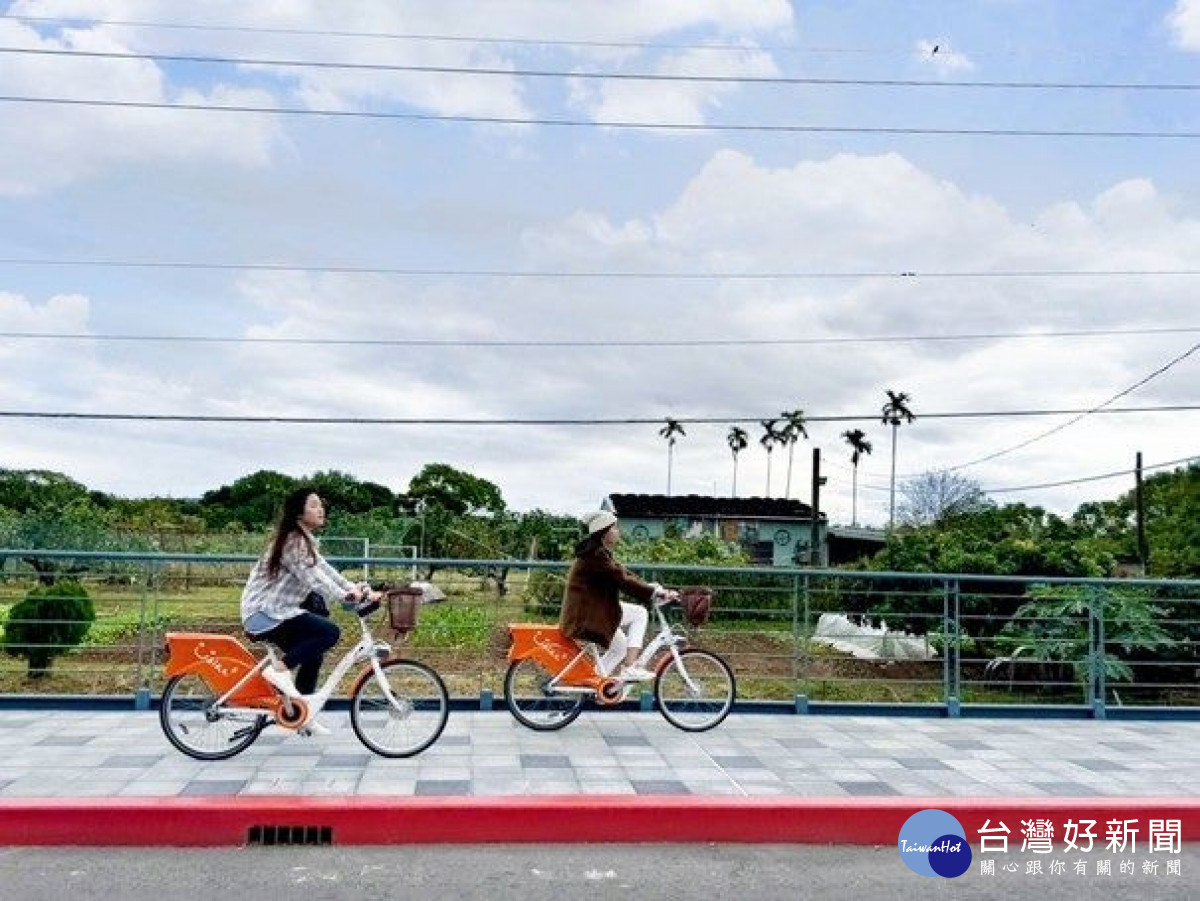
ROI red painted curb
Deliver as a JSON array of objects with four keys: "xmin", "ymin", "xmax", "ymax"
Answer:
[{"xmin": 1, "ymin": 797, "xmax": 1198, "ymax": 846}]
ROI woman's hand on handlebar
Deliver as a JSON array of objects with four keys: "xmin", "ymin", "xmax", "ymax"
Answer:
[
  {"xmin": 651, "ymin": 586, "xmax": 680, "ymax": 606},
  {"xmin": 345, "ymin": 585, "xmax": 382, "ymax": 605}
]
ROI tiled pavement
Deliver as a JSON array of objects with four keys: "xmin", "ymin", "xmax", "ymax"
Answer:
[{"xmin": 1, "ymin": 711, "xmax": 1197, "ymax": 799}]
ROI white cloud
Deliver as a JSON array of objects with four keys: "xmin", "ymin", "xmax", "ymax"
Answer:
[
  {"xmin": 567, "ymin": 45, "xmax": 780, "ymax": 126},
  {"xmin": 9, "ymin": 0, "xmax": 793, "ymax": 126},
  {"xmin": 1168, "ymin": 0, "xmax": 1200, "ymax": 50},
  {"xmin": 914, "ymin": 39, "xmax": 975, "ymax": 75},
  {"xmin": 0, "ymin": 18, "xmax": 282, "ymax": 194}
]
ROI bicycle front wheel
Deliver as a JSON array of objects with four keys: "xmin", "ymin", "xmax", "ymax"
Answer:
[
  {"xmin": 350, "ymin": 659, "xmax": 449, "ymax": 758},
  {"xmin": 655, "ymin": 648, "xmax": 736, "ymax": 732},
  {"xmin": 503, "ymin": 658, "xmax": 585, "ymax": 731},
  {"xmin": 159, "ymin": 672, "xmax": 265, "ymax": 760}
]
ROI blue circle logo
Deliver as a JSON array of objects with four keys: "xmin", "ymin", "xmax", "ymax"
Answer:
[{"xmin": 897, "ymin": 809, "xmax": 972, "ymax": 878}]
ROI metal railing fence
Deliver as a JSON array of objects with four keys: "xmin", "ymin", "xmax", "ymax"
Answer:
[{"xmin": 1, "ymin": 549, "xmax": 1197, "ymax": 715}]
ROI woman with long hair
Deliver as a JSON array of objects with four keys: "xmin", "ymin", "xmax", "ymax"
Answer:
[
  {"xmin": 559, "ymin": 511, "xmax": 675, "ymax": 681},
  {"xmin": 241, "ymin": 487, "xmax": 377, "ymax": 733}
]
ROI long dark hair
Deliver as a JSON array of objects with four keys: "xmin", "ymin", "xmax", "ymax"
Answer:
[
  {"xmin": 266, "ymin": 487, "xmax": 319, "ymax": 579},
  {"xmin": 574, "ymin": 527, "xmax": 612, "ymax": 558}
]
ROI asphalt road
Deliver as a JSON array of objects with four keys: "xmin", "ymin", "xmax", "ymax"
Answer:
[{"xmin": 0, "ymin": 845, "xmax": 1195, "ymax": 900}]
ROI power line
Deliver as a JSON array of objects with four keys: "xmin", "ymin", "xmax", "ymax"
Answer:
[
  {"xmin": 2, "ymin": 404, "xmax": 1199, "ymax": 426},
  {"xmin": 2, "ymin": 257, "xmax": 1198, "ymax": 280},
  {"xmin": 0, "ymin": 13, "xmax": 1174, "ymax": 60},
  {"xmin": 4, "ymin": 325, "xmax": 1200, "ymax": 349},
  {"xmin": 5, "ymin": 45, "xmax": 1197, "ymax": 92},
  {"xmin": 937, "ymin": 341, "xmax": 1200, "ymax": 473},
  {"xmin": 2, "ymin": 94, "xmax": 1199, "ymax": 138},
  {"xmin": 982, "ymin": 453, "xmax": 1200, "ymax": 494}
]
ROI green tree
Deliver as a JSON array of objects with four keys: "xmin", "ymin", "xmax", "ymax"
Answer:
[
  {"xmin": 759, "ymin": 419, "xmax": 783, "ymax": 496},
  {"xmin": 881, "ymin": 389, "xmax": 916, "ymax": 529},
  {"xmin": 405, "ymin": 463, "xmax": 506, "ymax": 516},
  {"xmin": 2, "ymin": 581, "xmax": 95, "ymax": 678},
  {"xmin": 0, "ymin": 501, "xmax": 130, "ymax": 584},
  {"xmin": 309, "ymin": 469, "xmax": 396, "ymax": 515},
  {"xmin": 199, "ymin": 469, "xmax": 298, "ymax": 530},
  {"xmin": 659, "ymin": 419, "xmax": 686, "ymax": 496},
  {"xmin": 727, "ymin": 426, "xmax": 749, "ymax": 497},
  {"xmin": 1138, "ymin": 463, "xmax": 1200, "ymax": 577},
  {"xmin": 0, "ymin": 469, "xmax": 92, "ymax": 512},
  {"xmin": 841, "ymin": 428, "xmax": 873, "ymax": 527},
  {"xmin": 857, "ymin": 503, "xmax": 1114, "ymax": 639},
  {"xmin": 779, "ymin": 409, "xmax": 808, "ymax": 499}
]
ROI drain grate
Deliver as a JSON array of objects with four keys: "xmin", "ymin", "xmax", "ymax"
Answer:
[{"xmin": 247, "ymin": 825, "xmax": 334, "ymax": 846}]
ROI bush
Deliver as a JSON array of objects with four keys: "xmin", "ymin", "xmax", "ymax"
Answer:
[
  {"xmin": 993, "ymin": 585, "xmax": 1176, "ymax": 684},
  {"xmin": 2, "ymin": 581, "xmax": 95, "ymax": 678},
  {"xmin": 521, "ymin": 569, "xmax": 567, "ymax": 619}
]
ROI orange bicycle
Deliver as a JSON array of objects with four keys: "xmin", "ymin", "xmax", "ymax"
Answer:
[
  {"xmin": 503, "ymin": 588, "xmax": 734, "ymax": 732},
  {"xmin": 159, "ymin": 588, "xmax": 448, "ymax": 759}
]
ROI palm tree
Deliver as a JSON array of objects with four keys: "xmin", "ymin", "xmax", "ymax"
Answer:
[
  {"xmin": 659, "ymin": 418, "xmax": 686, "ymax": 496},
  {"xmin": 779, "ymin": 408, "xmax": 809, "ymax": 499},
  {"xmin": 726, "ymin": 425, "xmax": 749, "ymax": 497},
  {"xmin": 841, "ymin": 428, "xmax": 873, "ymax": 527},
  {"xmin": 880, "ymin": 390, "xmax": 916, "ymax": 529},
  {"xmin": 759, "ymin": 419, "xmax": 783, "ymax": 496}
]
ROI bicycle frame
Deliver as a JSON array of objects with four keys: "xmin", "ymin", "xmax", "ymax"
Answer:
[{"xmin": 163, "ymin": 611, "xmax": 403, "ymax": 729}]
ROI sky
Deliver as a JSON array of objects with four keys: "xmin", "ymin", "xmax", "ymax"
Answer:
[{"xmin": 0, "ymin": 0, "xmax": 1199, "ymax": 526}]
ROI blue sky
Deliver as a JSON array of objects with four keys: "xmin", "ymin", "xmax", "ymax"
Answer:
[{"xmin": 1, "ymin": 0, "xmax": 1199, "ymax": 525}]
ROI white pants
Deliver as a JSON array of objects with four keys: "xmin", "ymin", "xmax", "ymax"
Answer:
[{"xmin": 598, "ymin": 602, "xmax": 649, "ymax": 675}]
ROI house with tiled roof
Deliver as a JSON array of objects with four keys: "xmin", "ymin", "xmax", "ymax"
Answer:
[{"xmin": 602, "ymin": 493, "xmax": 827, "ymax": 566}]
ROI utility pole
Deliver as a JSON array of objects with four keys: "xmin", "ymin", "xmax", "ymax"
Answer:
[
  {"xmin": 810, "ymin": 447, "xmax": 826, "ymax": 566},
  {"xmin": 888, "ymin": 422, "xmax": 898, "ymax": 529},
  {"xmin": 1135, "ymin": 450, "xmax": 1148, "ymax": 571}
]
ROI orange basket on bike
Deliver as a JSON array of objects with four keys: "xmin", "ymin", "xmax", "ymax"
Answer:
[
  {"xmin": 384, "ymin": 586, "xmax": 423, "ymax": 639},
  {"xmin": 677, "ymin": 587, "xmax": 714, "ymax": 627}
]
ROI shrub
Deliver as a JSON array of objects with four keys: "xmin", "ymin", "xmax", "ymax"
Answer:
[{"xmin": 2, "ymin": 581, "xmax": 95, "ymax": 678}]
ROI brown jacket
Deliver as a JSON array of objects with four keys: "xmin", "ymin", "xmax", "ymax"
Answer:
[{"xmin": 559, "ymin": 548, "xmax": 655, "ymax": 649}]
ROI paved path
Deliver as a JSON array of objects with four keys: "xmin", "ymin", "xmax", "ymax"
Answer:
[{"xmin": 2, "ymin": 711, "xmax": 1197, "ymax": 799}]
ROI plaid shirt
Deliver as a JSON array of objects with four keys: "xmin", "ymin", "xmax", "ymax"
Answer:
[{"xmin": 240, "ymin": 529, "xmax": 355, "ymax": 625}]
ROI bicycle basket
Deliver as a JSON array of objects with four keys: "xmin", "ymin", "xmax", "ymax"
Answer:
[
  {"xmin": 678, "ymin": 587, "xmax": 714, "ymax": 627},
  {"xmin": 384, "ymin": 586, "xmax": 423, "ymax": 638}
]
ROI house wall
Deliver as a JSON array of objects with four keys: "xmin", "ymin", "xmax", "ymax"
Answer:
[{"xmin": 618, "ymin": 516, "xmax": 827, "ymax": 567}]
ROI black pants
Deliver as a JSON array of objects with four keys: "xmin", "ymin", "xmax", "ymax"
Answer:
[{"xmin": 254, "ymin": 612, "xmax": 341, "ymax": 694}]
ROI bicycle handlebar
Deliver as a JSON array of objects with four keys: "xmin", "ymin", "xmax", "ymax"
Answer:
[{"xmin": 354, "ymin": 598, "xmax": 382, "ymax": 619}]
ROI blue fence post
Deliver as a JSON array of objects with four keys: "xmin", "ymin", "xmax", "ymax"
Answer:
[
  {"xmin": 947, "ymin": 579, "xmax": 961, "ymax": 717},
  {"xmin": 479, "ymin": 689, "xmax": 493, "ymax": 711},
  {"xmin": 1097, "ymin": 595, "xmax": 1107, "ymax": 719},
  {"xmin": 1089, "ymin": 588, "xmax": 1107, "ymax": 720},
  {"xmin": 942, "ymin": 579, "xmax": 952, "ymax": 710},
  {"xmin": 794, "ymin": 573, "xmax": 810, "ymax": 714},
  {"xmin": 134, "ymin": 561, "xmax": 148, "ymax": 703},
  {"xmin": 1086, "ymin": 589, "xmax": 1097, "ymax": 712}
]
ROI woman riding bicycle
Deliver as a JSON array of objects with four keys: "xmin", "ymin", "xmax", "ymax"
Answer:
[
  {"xmin": 559, "ymin": 511, "xmax": 676, "ymax": 682},
  {"xmin": 241, "ymin": 487, "xmax": 379, "ymax": 732}
]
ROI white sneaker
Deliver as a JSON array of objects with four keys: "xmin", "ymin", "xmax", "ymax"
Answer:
[
  {"xmin": 619, "ymin": 666, "xmax": 655, "ymax": 682},
  {"xmin": 298, "ymin": 718, "xmax": 331, "ymax": 737},
  {"xmin": 262, "ymin": 666, "xmax": 300, "ymax": 698}
]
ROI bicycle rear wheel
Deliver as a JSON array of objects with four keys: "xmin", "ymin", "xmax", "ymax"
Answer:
[
  {"xmin": 655, "ymin": 648, "xmax": 736, "ymax": 732},
  {"xmin": 350, "ymin": 659, "xmax": 449, "ymax": 758},
  {"xmin": 159, "ymin": 672, "xmax": 266, "ymax": 760},
  {"xmin": 503, "ymin": 658, "xmax": 585, "ymax": 731}
]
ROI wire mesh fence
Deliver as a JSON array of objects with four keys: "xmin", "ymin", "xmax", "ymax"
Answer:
[{"xmin": 0, "ymin": 549, "xmax": 1197, "ymax": 712}]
